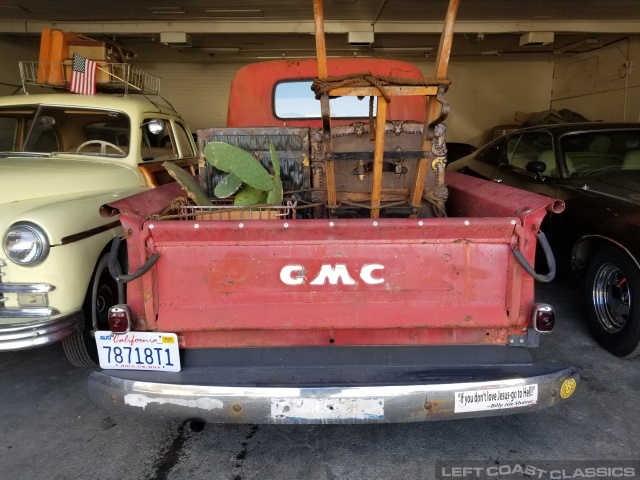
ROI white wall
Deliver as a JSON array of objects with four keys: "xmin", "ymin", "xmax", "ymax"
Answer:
[
  {"xmin": 551, "ymin": 36, "xmax": 640, "ymax": 123},
  {"xmin": 139, "ymin": 62, "xmax": 243, "ymax": 132},
  {"xmin": 421, "ymin": 60, "xmax": 554, "ymax": 146}
]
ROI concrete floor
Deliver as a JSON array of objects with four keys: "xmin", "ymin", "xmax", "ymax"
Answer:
[{"xmin": 1, "ymin": 279, "xmax": 639, "ymax": 480}]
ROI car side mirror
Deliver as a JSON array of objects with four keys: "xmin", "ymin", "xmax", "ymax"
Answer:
[
  {"xmin": 526, "ymin": 160, "xmax": 547, "ymax": 174},
  {"xmin": 141, "ymin": 119, "xmax": 165, "ymax": 134}
]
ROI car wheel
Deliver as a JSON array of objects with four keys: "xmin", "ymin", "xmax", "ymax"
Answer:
[
  {"xmin": 62, "ymin": 251, "xmax": 123, "ymax": 367},
  {"xmin": 585, "ymin": 246, "xmax": 640, "ymax": 358}
]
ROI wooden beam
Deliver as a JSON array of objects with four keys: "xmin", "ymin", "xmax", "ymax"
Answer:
[
  {"xmin": 313, "ymin": 0, "xmax": 337, "ymax": 210},
  {"xmin": 410, "ymin": 0, "xmax": 460, "ymax": 217},
  {"xmin": 328, "ymin": 86, "xmax": 439, "ymax": 97},
  {"xmin": 370, "ymin": 98, "xmax": 387, "ymax": 219}
]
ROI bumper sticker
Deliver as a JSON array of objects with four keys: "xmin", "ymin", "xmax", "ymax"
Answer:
[{"xmin": 454, "ymin": 384, "xmax": 538, "ymax": 413}]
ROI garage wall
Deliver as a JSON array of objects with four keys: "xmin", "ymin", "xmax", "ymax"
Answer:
[
  {"xmin": 426, "ymin": 61, "xmax": 554, "ymax": 146},
  {"xmin": 0, "ymin": 36, "xmax": 39, "ymax": 96},
  {"xmin": 139, "ymin": 62, "xmax": 242, "ymax": 132},
  {"xmin": 142, "ymin": 60, "xmax": 553, "ymax": 147},
  {"xmin": 551, "ymin": 37, "xmax": 640, "ymax": 122}
]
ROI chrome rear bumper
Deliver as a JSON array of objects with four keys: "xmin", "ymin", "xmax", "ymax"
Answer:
[
  {"xmin": 88, "ymin": 345, "xmax": 579, "ymax": 424},
  {"xmin": 0, "ymin": 312, "xmax": 83, "ymax": 350}
]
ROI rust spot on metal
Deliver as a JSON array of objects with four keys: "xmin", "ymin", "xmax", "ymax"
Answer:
[
  {"xmin": 464, "ymin": 315, "xmax": 473, "ymax": 322},
  {"xmin": 232, "ymin": 403, "xmax": 242, "ymax": 413},
  {"xmin": 424, "ymin": 401, "xmax": 433, "ymax": 410},
  {"xmin": 110, "ymin": 395, "xmax": 118, "ymax": 404}
]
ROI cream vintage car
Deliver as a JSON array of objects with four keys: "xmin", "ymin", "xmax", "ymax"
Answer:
[{"xmin": 0, "ymin": 93, "xmax": 197, "ymax": 366}]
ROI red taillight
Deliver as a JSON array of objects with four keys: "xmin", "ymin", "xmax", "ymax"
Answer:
[
  {"xmin": 533, "ymin": 303, "xmax": 555, "ymax": 333},
  {"xmin": 108, "ymin": 305, "xmax": 131, "ymax": 334}
]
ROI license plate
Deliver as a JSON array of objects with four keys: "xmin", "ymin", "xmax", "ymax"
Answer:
[{"xmin": 95, "ymin": 331, "xmax": 181, "ymax": 372}]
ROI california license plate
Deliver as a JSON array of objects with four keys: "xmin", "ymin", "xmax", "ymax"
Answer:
[{"xmin": 95, "ymin": 331, "xmax": 181, "ymax": 372}]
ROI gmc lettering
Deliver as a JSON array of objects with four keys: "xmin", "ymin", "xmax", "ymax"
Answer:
[{"xmin": 280, "ymin": 264, "xmax": 385, "ymax": 286}]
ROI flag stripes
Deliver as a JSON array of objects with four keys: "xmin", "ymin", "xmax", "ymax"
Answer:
[{"xmin": 69, "ymin": 53, "xmax": 97, "ymax": 95}]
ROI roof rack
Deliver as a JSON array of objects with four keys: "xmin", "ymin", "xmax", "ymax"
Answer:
[{"xmin": 18, "ymin": 61, "xmax": 161, "ymax": 97}]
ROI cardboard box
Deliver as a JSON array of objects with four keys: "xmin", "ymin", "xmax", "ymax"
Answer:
[
  {"xmin": 68, "ymin": 40, "xmax": 134, "ymax": 63},
  {"xmin": 194, "ymin": 209, "xmax": 281, "ymax": 221}
]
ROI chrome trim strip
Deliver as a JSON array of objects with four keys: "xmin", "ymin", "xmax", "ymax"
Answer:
[
  {"xmin": 88, "ymin": 367, "xmax": 579, "ymax": 424},
  {"xmin": 0, "ymin": 306, "xmax": 60, "ymax": 318},
  {"xmin": 0, "ymin": 312, "xmax": 82, "ymax": 350},
  {"xmin": 59, "ymin": 220, "xmax": 122, "ymax": 246},
  {"xmin": 0, "ymin": 283, "xmax": 55, "ymax": 294}
]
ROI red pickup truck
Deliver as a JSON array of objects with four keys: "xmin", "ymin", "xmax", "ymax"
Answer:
[{"xmin": 85, "ymin": 55, "xmax": 578, "ymax": 425}]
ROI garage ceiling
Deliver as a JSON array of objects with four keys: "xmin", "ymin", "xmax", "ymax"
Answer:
[{"xmin": 0, "ymin": 1, "xmax": 639, "ymax": 63}]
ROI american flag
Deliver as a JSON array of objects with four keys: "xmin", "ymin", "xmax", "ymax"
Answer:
[{"xmin": 69, "ymin": 53, "xmax": 97, "ymax": 95}]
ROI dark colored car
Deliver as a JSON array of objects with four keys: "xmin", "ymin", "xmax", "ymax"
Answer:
[
  {"xmin": 449, "ymin": 122, "xmax": 640, "ymax": 358},
  {"xmin": 446, "ymin": 142, "xmax": 477, "ymax": 162}
]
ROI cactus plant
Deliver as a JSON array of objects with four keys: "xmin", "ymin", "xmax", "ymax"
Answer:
[
  {"xmin": 163, "ymin": 161, "xmax": 213, "ymax": 206},
  {"xmin": 204, "ymin": 142, "xmax": 275, "ymax": 192},
  {"xmin": 204, "ymin": 142, "xmax": 284, "ymax": 207},
  {"xmin": 213, "ymin": 172, "xmax": 244, "ymax": 198}
]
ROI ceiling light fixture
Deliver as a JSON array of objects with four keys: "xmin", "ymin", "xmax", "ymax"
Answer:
[
  {"xmin": 160, "ymin": 32, "xmax": 192, "ymax": 47},
  {"xmin": 520, "ymin": 32, "xmax": 554, "ymax": 47}
]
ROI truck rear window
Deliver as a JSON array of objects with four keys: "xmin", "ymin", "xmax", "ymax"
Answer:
[{"xmin": 274, "ymin": 80, "xmax": 376, "ymax": 120}]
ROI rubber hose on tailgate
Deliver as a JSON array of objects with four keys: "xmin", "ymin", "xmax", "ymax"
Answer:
[{"xmin": 108, "ymin": 236, "xmax": 160, "ymax": 284}]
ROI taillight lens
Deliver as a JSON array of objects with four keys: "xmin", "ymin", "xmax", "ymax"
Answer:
[
  {"xmin": 532, "ymin": 303, "xmax": 555, "ymax": 333},
  {"xmin": 108, "ymin": 305, "xmax": 131, "ymax": 334}
]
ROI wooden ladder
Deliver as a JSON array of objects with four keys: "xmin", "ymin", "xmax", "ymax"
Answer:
[{"xmin": 313, "ymin": 0, "xmax": 460, "ymax": 218}]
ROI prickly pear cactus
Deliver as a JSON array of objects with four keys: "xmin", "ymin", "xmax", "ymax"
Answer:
[
  {"xmin": 204, "ymin": 142, "xmax": 275, "ymax": 192},
  {"xmin": 234, "ymin": 186, "xmax": 268, "ymax": 206},
  {"xmin": 163, "ymin": 162, "xmax": 213, "ymax": 206},
  {"xmin": 213, "ymin": 172, "xmax": 243, "ymax": 198}
]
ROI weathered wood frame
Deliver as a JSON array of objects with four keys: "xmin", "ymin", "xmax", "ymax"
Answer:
[{"xmin": 312, "ymin": 0, "xmax": 460, "ymax": 218}]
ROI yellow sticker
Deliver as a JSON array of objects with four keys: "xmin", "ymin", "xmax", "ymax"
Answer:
[
  {"xmin": 161, "ymin": 335, "xmax": 175, "ymax": 344},
  {"xmin": 560, "ymin": 378, "xmax": 577, "ymax": 399}
]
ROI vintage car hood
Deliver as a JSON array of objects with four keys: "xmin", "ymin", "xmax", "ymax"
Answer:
[{"xmin": 0, "ymin": 156, "xmax": 144, "ymax": 206}]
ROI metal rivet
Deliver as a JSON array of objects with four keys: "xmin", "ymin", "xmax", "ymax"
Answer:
[
  {"xmin": 519, "ymin": 338, "xmax": 525, "ymax": 344},
  {"xmin": 372, "ymin": 221, "xmax": 378, "ymax": 227},
  {"xmin": 509, "ymin": 338, "xmax": 515, "ymax": 344},
  {"xmin": 284, "ymin": 223, "xmax": 289, "ymax": 228},
  {"xmin": 464, "ymin": 220, "xmax": 470, "ymax": 226},
  {"xmin": 232, "ymin": 403, "xmax": 242, "ymax": 413},
  {"xmin": 424, "ymin": 402, "xmax": 433, "ymax": 410},
  {"xmin": 511, "ymin": 220, "xmax": 517, "ymax": 225},
  {"xmin": 194, "ymin": 224, "xmax": 200, "ymax": 229},
  {"xmin": 418, "ymin": 221, "xmax": 424, "ymax": 226},
  {"xmin": 148, "ymin": 224, "xmax": 154, "ymax": 229},
  {"xmin": 238, "ymin": 223, "xmax": 244, "ymax": 229},
  {"xmin": 551, "ymin": 389, "xmax": 558, "ymax": 397},
  {"xmin": 329, "ymin": 222, "xmax": 334, "ymax": 227}
]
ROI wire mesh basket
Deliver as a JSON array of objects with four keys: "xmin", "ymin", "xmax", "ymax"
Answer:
[{"xmin": 179, "ymin": 199, "xmax": 297, "ymax": 221}]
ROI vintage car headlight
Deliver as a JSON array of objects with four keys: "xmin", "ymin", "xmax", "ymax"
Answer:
[{"xmin": 3, "ymin": 222, "xmax": 50, "ymax": 266}]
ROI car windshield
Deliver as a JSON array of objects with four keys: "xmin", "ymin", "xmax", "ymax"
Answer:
[
  {"xmin": 0, "ymin": 105, "xmax": 130, "ymax": 158},
  {"xmin": 560, "ymin": 130, "xmax": 640, "ymax": 176}
]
